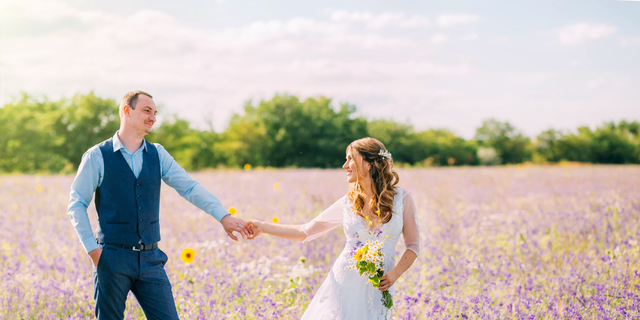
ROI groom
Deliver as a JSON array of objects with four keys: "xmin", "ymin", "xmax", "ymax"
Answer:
[{"xmin": 67, "ymin": 90, "xmax": 251, "ymax": 319}]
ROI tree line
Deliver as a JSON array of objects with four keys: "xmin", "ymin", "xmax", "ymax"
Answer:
[{"xmin": 1, "ymin": 92, "xmax": 639, "ymax": 173}]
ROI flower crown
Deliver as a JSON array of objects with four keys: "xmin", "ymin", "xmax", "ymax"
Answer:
[{"xmin": 378, "ymin": 149, "xmax": 392, "ymax": 161}]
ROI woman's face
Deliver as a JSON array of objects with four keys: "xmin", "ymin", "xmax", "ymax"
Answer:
[{"xmin": 343, "ymin": 147, "xmax": 370, "ymax": 183}]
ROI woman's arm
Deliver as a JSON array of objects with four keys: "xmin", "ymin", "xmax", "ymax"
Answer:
[
  {"xmin": 379, "ymin": 191, "xmax": 421, "ymax": 292},
  {"xmin": 246, "ymin": 220, "xmax": 307, "ymax": 241},
  {"xmin": 246, "ymin": 196, "xmax": 346, "ymax": 242},
  {"xmin": 378, "ymin": 249, "xmax": 417, "ymax": 291}
]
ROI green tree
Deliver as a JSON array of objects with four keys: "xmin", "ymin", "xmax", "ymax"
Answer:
[
  {"xmin": 415, "ymin": 129, "xmax": 477, "ymax": 166},
  {"xmin": 366, "ymin": 120, "xmax": 416, "ymax": 164},
  {"xmin": 0, "ymin": 92, "xmax": 120, "ymax": 173},
  {"xmin": 552, "ymin": 127, "xmax": 593, "ymax": 162},
  {"xmin": 535, "ymin": 129, "xmax": 564, "ymax": 162},
  {"xmin": 534, "ymin": 122, "xmax": 640, "ymax": 164},
  {"xmin": 52, "ymin": 92, "xmax": 120, "ymax": 168},
  {"xmin": 147, "ymin": 116, "xmax": 204, "ymax": 171},
  {"xmin": 0, "ymin": 94, "xmax": 69, "ymax": 172},
  {"xmin": 215, "ymin": 102, "xmax": 270, "ymax": 168},
  {"xmin": 232, "ymin": 95, "xmax": 367, "ymax": 167},
  {"xmin": 590, "ymin": 124, "xmax": 638, "ymax": 163},
  {"xmin": 366, "ymin": 121, "xmax": 476, "ymax": 166},
  {"xmin": 475, "ymin": 119, "xmax": 532, "ymax": 164}
]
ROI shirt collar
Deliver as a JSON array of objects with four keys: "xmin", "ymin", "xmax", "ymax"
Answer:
[{"xmin": 112, "ymin": 131, "xmax": 147, "ymax": 153}]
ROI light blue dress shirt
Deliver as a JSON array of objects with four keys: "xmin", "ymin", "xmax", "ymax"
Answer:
[{"xmin": 67, "ymin": 131, "xmax": 229, "ymax": 253}]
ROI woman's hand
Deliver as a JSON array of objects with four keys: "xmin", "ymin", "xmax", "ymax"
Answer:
[
  {"xmin": 378, "ymin": 271, "xmax": 398, "ymax": 292},
  {"xmin": 245, "ymin": 220, "xmax": 264, "ymax": 240}
]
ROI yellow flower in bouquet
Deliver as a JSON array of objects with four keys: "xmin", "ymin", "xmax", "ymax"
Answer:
[
  {"xmin": 346, "ymin": 239, "xmax": 393, "ymax": 310},
  {"xmin": 353, "ymin": 247, "xmax": 366, "ymax": 261}
]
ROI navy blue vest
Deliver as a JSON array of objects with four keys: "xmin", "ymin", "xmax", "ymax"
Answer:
[{"xmin": 95, "ymin": 138, "xmax": 161, "ymax": 246}]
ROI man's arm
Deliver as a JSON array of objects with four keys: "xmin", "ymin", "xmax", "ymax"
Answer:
[
  {"xmin": 155, "ymin": 144, "xmax": 251, "ymax": 240},
  {"xmin": 67, "ymin": 146, "xmax": 103, "ymax": 266}
]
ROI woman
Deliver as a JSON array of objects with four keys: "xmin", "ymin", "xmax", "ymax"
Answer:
[{"xmin": 246, "ymin": 137, "xmax": 420, "ymax": 319}]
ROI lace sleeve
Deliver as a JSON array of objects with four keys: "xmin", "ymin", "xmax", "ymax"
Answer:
[
  {"xmin": 300, "ymin": 196, "xmax": 345, "ymax": 242},
  {"xmin": 402, "ymin": 192, "xmax": 420, "ymax": 257}
]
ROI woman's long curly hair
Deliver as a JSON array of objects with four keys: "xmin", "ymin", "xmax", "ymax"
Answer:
[{"xmin": 347, "ymin": 137, "xmax": 399, "ymax": 225}]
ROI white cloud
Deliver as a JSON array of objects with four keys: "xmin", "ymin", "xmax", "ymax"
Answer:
[
  {"xmin": 490, "ymin": 36, "xmax": 510, "ymax": 43},
  {"xmin": 436, "ymin": 13, "xmax": 479, "ymax": 27},
  {"xmin": 429, "ymin": 33, "xmax": 449, "ymax": 44},
  {"xmin": 4, "ymin": 1, "xmax": 636, "ymax": 139},
  {"xmin": 586, "ymin": 78, "xmax": 604, "ymax": 89},
  {"xmin": 619, "ymin": 36, "xmax": 640, "ymax": 46},
  {"xmin": 279, "ymin": 60, "xmax": 469, "ymax": 78},
  {"xmin": 1, "ymin": 2, "xmax": 470, "ymax": 131},
  {"xmin": 509, "ymin": 73, "xmax": 556, "ymax": 86},
  {"xmin": 461, "ymin": 33, "xmax": 479, "ymax": 41},
  {"xmin": 0, "ymin": 0, "xmax": 114, "ymax": 25},
  {"xmin": 555, "ymin": 23, "xmax": 617, "ymax": 45},
  {"xmin": 328, "ymin": 10, "xmax": 430, "ymax": 29}
]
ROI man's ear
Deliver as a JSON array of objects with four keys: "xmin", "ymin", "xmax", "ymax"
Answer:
[{"xmin": 122, "ymin": 104, "xmax": 131, "ymax": 117}]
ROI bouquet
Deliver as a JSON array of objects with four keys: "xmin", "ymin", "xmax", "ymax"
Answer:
[{"xmin": 345, "ymin": 239, "xmax": 393, "ymax": 310}]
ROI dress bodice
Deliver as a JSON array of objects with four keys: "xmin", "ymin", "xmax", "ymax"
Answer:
[{"xmin": 341, "ymin": 188, "xmax": 405, "ymax": 271}]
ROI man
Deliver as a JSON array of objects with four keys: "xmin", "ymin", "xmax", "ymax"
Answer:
[{"xmin": 67, "ymin": 90, "xmax": 251, "ymax": 319}]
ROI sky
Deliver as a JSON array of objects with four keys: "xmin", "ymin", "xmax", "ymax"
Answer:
[{"xmin": 1, "ymin": 0, "xmax": 639, "ymax": 138}]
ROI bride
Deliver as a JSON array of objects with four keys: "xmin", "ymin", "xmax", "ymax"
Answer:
[{"xmin": 246, "ymin": 137, "xmax": 420, "ymax": 320}]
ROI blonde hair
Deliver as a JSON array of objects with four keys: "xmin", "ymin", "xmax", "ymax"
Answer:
[{"xmin": 347, "ymin": 137, "xmax": 399, "ymax": 224}]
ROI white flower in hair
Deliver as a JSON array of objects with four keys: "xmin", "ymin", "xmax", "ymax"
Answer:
[{"xmin": 378, "ymin": 149, "xmax": 392, "ymax": 160}]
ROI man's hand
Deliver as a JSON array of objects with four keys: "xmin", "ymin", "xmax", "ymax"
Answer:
[
  {"xmin": 220, "ymin": 215, "xmax": 252, "ymax": 241},
  {"xmin": 88, "ymin": 248, "xmax": 103, "ymax": 267}
]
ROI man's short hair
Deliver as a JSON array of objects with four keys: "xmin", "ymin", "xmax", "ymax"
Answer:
[
  {"xmin": 119, "ymin": 90, "xmax": 153, "ymax": 118},
  {"xmin": 120, "ymin": 90, "xmax": 153, "ymax": 110}
]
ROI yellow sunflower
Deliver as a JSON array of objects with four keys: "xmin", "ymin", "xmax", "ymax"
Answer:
[
  {"xmin": 354, "ymin": 247, "xmax": 366, "ymax": 261},
  {"xmin": 180, "ymin": 248, "xmax": 195, "ymax": 264}
]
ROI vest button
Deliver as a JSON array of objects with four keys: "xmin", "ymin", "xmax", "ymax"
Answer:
[
  {"xmin": 139, "ymin": 207, "xmax": 142, "ymax": 210},
  {"xmin": 136, "ymin": 183, "xmax": 141, "ymax": 186},
  {"xmin": 137, "ymin": 195, "xmax": 141, "ymax": 198},
  {"xmin": 139, "ymin": 218, "xmax": 143, "ymax": 222},
  {"xmin": 140, "ymin": 230, "xmax": 144, "ymax": 234}
]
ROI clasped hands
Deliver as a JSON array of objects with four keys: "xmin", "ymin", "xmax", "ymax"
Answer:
[
  {"xmin": 220, "ymin": 216, "xmax": 263, "ymax": 241},
  {"xmin": 221, "ymin": 216, "xmax": 263, "ymax": 241}
]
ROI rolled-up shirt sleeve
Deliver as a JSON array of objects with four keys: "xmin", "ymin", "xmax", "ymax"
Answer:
[
  {"xmin": 301, "ymin": 196, "xmax": 345, "ymax": 242},
  {"xmin": 402, "ymin": 192, "xmax": 420, "ymax": 257},
  {"xmin": 155, "ymin": 144, "xmax": 229, "ymax": 222},
  {"xmin": 67, "ymin": 146, "xmax": 103, "ymax": 253}
]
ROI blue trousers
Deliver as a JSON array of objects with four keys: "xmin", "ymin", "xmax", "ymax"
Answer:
[{"xmin": 93, "ymin": 245, "xmax": 179, "ymax": 320}]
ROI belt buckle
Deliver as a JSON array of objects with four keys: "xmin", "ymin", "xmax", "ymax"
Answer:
[{"xmin": 132, "ymin": 245, "xmax": 142, "ymax": 251}]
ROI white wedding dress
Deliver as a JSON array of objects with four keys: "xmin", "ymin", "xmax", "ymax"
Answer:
[{"xmin": 300, "ymin": 188, "xmax": 420, "ymax": 320}]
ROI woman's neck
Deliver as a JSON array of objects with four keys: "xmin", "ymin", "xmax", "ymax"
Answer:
[{"xmin": 359, "ymin": 178, "xmax": 373, "ymax": 198}]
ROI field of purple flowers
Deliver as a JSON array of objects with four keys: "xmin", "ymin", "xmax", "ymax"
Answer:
[{"xmin": 1, "ymin": 166, "xmax": 639, "ymax": 319}]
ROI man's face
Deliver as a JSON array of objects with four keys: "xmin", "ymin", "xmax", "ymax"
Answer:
[{"xmin": 125, "ymin": 95, "xmax": 157, "ymax": 135}]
